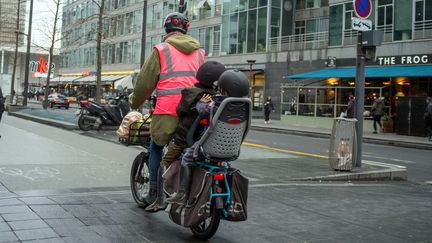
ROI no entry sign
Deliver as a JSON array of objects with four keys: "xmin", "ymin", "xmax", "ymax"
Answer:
[{"xmin": 354, "ymin": 0, "xmax": 372, "ymax": 19}]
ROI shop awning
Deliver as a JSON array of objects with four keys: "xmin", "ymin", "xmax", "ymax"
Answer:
[
  {"xmin": 50, "ymin": 76, "xmax": 81, "ymax": 83},
  {"xmin": 114, "ymin": 75, "xmax": 133, "ymax": 90},
  {"xmin": 286, "ymin": 65, "xmax": 432, "ymax": 79},
  {"xmin": 74, "ymin": 75, "xmax": 126, "ymax": 84}
]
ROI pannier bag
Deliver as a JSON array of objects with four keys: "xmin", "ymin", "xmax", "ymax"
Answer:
[
  {"xmin": 224, "ymin": 168, "xmax": 248, "ymax": 221},
  {"xmin": 165, "ymin": 165, "xmax": 213, "ymax": 227}
]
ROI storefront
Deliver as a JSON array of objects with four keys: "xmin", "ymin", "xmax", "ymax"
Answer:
[
  {"xmin": 283, "ymin": 55, "xmax": 432, "ymax": 119},
  {"xmin": 50, "ymin": 71, "xmax": 135, "ymax": 102}
]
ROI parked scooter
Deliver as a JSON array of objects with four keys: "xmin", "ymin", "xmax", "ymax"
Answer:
[{"xmin": 76, "ymin": 87, "xmax": 130, "ymax": 131}]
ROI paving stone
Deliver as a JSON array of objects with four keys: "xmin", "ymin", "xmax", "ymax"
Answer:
[
  {"xmin": 2, "ymin": 212, "xmax": 40, "ymax": 222},
  {"xmin": 45, "ymin": 218, "xmax": 85, "ymax": 228},
  {"xmin": 78, "ymin": 217, "xmax": 117, "ymax": 226},
  {"xmin": 50, "ymin": 195, "xmax": 113, "ymax": 205},
  {"xmin": 0, "ymin": 222, "xmax": 11, "ymax": 232},
  {"xmin": 29, "ymin": 205, "xmax": 73, "ymax": 219},
  {"xmin": 19, "ymin": 197, "xmax": 57, "ymax": 205},
  {"xmin": 63, "ymin": 236, "xmax": 110, "ymax": 243},
  {"xmin": 0, "ymin": 198, "xmax": 24, "ymax": 207},
  {"xmin": 62, "ymin": 205, "xmax": 108, "ymax": 218},
  {"xmin": 53, "ymin": 226, "xmax": 107, "ymax": 240},
  {"xmin": 14, "ymin": 228, "xmax": 59, "ymax": 241},
  {"xmin": 0, "ymin": 205, "xmax": 32, "ymax": 214},
  {"xmin": 0, "ymin": 231, "xmax": 18, "ymax": 242},
  {"xmin": 8, "ymin": 219, "xmax": 50, "ymax": 230},
  {"xmin": 22, "ymin": 237, "xmax": 66, "ymax": 243}
]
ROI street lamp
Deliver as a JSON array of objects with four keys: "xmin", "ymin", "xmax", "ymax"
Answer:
[
  {"xmin": 246, "ymin": 60, "xmax": 256, "ymax": 98},
  {"xmin": 22, "ymin": 0, "xmax": 34, "ymax": 106}
]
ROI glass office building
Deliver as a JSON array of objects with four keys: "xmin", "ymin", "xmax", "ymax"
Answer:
[{"xmin": 59, "ymin": 0, "xmax": 280, "ymax": 108}]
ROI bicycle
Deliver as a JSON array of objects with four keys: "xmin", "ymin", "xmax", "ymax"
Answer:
[{"xmin": 126, "ymin": 97, "xmax": 251, "ymax": 239}]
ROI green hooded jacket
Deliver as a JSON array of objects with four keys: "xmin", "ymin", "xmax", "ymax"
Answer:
[{"xmin": 129, "ymin": 33, "xmax": 201, "ymax": 146}]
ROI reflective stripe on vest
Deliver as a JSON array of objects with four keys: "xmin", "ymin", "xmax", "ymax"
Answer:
[{"xmin": 154, "ymin": 43, "xmax": 205, "ymax": 116}]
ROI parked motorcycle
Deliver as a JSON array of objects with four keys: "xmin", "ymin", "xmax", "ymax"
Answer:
[{"xmin": 76, "ymin": 88, "xmax": 130, "ymax": 131}]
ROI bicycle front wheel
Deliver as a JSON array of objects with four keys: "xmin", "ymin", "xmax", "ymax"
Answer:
[{"xmin": 130, "ymin": 152, "xmax": 150, "ymax": 207}]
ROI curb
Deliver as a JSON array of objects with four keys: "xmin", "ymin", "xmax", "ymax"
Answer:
[
  {"xmin": 8, "ymin": 111, "xmax": 78, "ymax": 130},
  {"xmin": 251, "ymin": 125, "xmax": 432, "ymax": 151},
  {"xmin": 292, "ymin": 161, "xmax": 407, "ymax": 181}
]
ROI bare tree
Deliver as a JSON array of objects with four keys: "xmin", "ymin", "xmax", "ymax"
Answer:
[
  {"xmin": 91, "ymin": 0, "xmax": 105, "ymax": 104},
  {"xmin": 39, "ymin": 0, "xmax": 61, "ymax": 109},
  {"xmin": 10, "ymin": 0, "xmax": 22, "ymax": 98}
]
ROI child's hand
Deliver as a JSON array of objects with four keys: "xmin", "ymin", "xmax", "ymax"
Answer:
[{"xmin": 200, "ymin": 94, "xmax": 213, "ymax": 103}]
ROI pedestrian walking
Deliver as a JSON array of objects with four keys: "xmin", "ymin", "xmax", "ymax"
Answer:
[
  {"xmin": 129, "ymin": 12, "xmax": 204, "ymax": 212},
  {"xmin": 425, "ymin": 97, "xmax": 432, "ymax": 141},
  {"xmin": 0, "ymin": 87, "xmax": 5, "ymax": 139},
  {"xmin": 371, "ymin": 97, "xmax": 385, "ymax": 134},
  {"xmin": 263, "ymin": 96, "xmax": 274, "ymax": 124},
  {"xmin": 346, "ymin": 95, "xmax": 355, "ymax": 118}
]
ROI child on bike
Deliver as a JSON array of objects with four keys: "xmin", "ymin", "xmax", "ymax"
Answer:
[
  {"xmin": 160, "ymin": 61, "xmax": 226, "ymax": 166},
  {"xmin": 166, "ymin": 69, "xmax": 250, "ymax": 205}
]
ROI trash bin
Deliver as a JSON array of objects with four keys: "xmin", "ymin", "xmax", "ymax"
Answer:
[{"xmin": 329, "ymin": 118, "xmax": 357, "ymax": 171}]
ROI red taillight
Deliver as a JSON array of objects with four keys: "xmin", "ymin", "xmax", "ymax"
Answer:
[
  {"xmin": 216, "ymin": 187, "xmax": 222, "ymax": 193},
  {"xmin": 65, "ymin": 99, "xmax": 70, "ymax": 103},
  {"xmin": 227, "ymin": 118, "xmax": 241, "ymax": 124},
  {"xmin": 81, "ymin": 101, "xmax": 91, "ymax": 107},
  {"xmin": 213, "ymin": 173, "xmax": 224, "ymax": 181},
  {"xmin": 199, "ymin": 119, "xmax": 209, "ymax": 125}
]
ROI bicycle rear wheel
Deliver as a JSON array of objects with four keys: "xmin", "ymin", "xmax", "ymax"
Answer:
[
  {"xmin": 130, "ymin": 152, "xmax": 150, "ymax": 207},
  {"xmin": 190, "ymin": 205, "xmax": 221, "ymax": 240}
]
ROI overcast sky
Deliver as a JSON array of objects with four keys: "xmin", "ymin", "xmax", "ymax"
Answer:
[{"xmin": 27, "ymin": 0, "xmax": 62, "ymax": 49}]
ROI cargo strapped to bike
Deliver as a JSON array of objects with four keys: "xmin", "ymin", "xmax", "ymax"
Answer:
[
  {"xmin": 118, "ymin": 112, "xmax": 152, "ymax": 146},
  {"xmin": 165, "ymin": 165, "xmax": 213, "ymax": 227}
]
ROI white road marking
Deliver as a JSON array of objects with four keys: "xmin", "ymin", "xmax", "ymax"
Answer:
[
  {"xmin": 250, "ymin": 183, "xmax": 389, "ymax": 188},
  {"xmin": 362, "ymin": 160, "xmax": 407, "ymax": 169},
  {"xmin": 363, "ymin": 154, "xmax": 416, "ymax": 164}
]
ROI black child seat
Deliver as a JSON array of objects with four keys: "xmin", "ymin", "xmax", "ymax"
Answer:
[{"xmin": 192, "ymin": 97, "xmax": 252, "ymax": 162}]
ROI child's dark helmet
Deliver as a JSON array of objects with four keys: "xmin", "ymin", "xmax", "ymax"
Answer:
[
  {"xmin": 216, "ymin": 70, "xmax": 249, "ymax": 97},
  {"xmin": 163, "ymin": 12, "xmax": 189, "ymax": 34},
  {"xmin": 196, "ymin": 61, "xmax": 226, "ymax": 89}
]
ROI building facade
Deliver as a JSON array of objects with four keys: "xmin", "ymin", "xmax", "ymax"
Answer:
[
  {"xmin": 59, "ymin": 0, "xmax": 432, "ymax": 121},
  {"xmin": 0, "ymin": 0, "xmax": 27, "ymax": 47},
  {"xmin": 0, "ymin": 47, "xmax": 60, "ymax": 96},
  {"xmin": 272, "ymin": 0, "xmax": 432, "ymax": 122}
]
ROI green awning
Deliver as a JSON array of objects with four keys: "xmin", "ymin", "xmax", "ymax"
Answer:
[{"xmin": 287, "ymin": 65, "xmax": 432, "ymax": 79}]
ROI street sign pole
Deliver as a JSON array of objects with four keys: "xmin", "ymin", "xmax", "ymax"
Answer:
[{"xmin": 354, "ymin": 32, "xmax": 366, "ymax": 167}]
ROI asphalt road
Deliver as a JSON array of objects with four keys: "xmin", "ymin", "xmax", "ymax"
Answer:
[
  {"xmin": 246, "ymin": 130, "xmax": 432, "ymax": 184},
  {"xmin": 1, "ymin": 115, "xmax": 432, "ymax": 242}
]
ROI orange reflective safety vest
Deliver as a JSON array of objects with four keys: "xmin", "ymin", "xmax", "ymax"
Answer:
[{"xmin": 153, "ymin": 43, "xmax": 205, "ymax": 116}]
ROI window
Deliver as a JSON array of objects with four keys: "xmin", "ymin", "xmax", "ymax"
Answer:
[
  {"xmin": 344, "ymin": 3, "xmax": 353, "ymax": 31},
  {"xmin": 296, "ymin": 0, "xmax": 320, "ymax": 9},
  {"xmin": 329, "ymin": 4, "xmax": 343, "ymax": 46},
  {"xmin": 377, "ymin": 0, "xmax": 393, "ymax": 40},
  {"xmin": 295, "ymin": 21, "xmax": 305, "ymax": 35},
  {"xmin": 415, "ymin": 0, "xmax": 432, "ymax": 22},
  {"xmin": 394, "ymin": 0, "xmax": 412, "ymax": 41},
  {"xmin": 125, "ymin": 12, "xmax": 133, "ymax": 34},
  {"xmin": 221, "ymin": 1, "xmax": 269, "ymax": 54}
]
